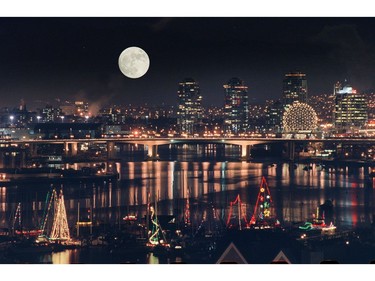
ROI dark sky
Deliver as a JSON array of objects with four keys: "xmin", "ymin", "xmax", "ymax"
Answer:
[{"xmin": 1, "ymin": 17, "xmax": 375, "ymax": 110}]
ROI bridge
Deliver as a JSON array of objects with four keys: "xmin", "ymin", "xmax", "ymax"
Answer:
[{"xmin": 2, "ymin": 137, "xmax": 375, "ymax": 161}]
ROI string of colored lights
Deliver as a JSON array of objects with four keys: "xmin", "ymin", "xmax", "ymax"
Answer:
[
  {"xmin": 283, "ymin": 102, "xmax": 318, "ymax": 132},
  {"xmin": 50, "ymin": 188, "xmax": 70, "ymax": 241},
  {"xmin": 39, "ymin": 190, "xmax": 51, "ymax": 231},
  {"xmin": 184, "ymin": 187, "xmax": 191, "ymax": 226},
  {"xmin": 226, "ymin": 194, "xmax": 248, "ymax": 229},
  {"xmin": 13, "ymin": 203, "xmax": 22, "ymax": 231},
  {"xmin": 40, "ymin": 188, "xmax": 57, "ymax": 234},
  {"xmin": 148, "ymin": 205, "xmax": 160, "ymax": 245},
  {"xmin": 250, "ymin": 176, "xmax": 273, "ymax": 226}
]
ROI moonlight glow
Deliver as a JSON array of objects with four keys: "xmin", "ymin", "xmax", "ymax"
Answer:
[{"xmin": 118, "ymin": 47, "xmax": 150, "ymax": 79}]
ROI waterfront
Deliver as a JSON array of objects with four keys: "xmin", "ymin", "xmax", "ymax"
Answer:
[
  {"xmin": 1, "ymin": 161, "xmax": 374, "ymax": 232},
  {"xmin": 1, "ymin": 146, "xmax": 375, "ymax": 263}
]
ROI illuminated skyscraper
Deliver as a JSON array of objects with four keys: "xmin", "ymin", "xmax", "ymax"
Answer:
[
  {"xmin": 334, "ymin": 82, "xmax": 368, "ymax": 132},
  {"xmin": 223, "ymin": 77, "xmax": 249, "ymax": 135},
  {"xmin": 177, "ymin": 78, "xmax": 203, "ymax": 136},
  {"xmin": 282, "ymin": 71, "xmax": 308, "ymax": 110},
  {"xmin": 265, "ymin": 99, "xmax": 283, "ymax": 133}
]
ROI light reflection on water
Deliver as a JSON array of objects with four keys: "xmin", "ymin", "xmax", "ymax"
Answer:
[
  {"xmin": 117, "ymin": 161, "xmax": 374, "ymax": 229},
  {"xmin": 51, "ymin": 249, "xmax": 75, "ymax": 264},
  {"xmin": 37, "ymin": 249, "xmax": 182, "ymax": 264},
  {"xmin": 1, "ymin": 159, "xmax": 374, "ymax": 264},
  {"xmin": 0, "ymin": 161, "xmax": 374, "ymax": 236},
  {"xmin": 0, "ymin": 161, "xmax": 375, "ymax": 227}
]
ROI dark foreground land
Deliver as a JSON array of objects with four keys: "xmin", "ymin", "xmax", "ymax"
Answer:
[{"xmin": 2, "ymin": 225, "xmax": 375, "ymax": 264}]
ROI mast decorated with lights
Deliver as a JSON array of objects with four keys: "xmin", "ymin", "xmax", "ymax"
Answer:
[
  {"xmin": 249, "ymin": 177, "xmax": 275, "ymax": 227},
  {"xmin": 148, "ymin": 190, "xmax": 167, "ymax": 246},
  {"xmin": 50, "ymin": 188, "xmax": 70, "ymax": 241},
  {"xmin": 226, "ymin": 195, "xmax": 248, "ymax": 230},
  {"xmin": 12, "ymin": 203, "xmax": 22, "ymax": 235},
  {"xmin": 184, "ymin": 187, "xmax": 191, "ymax": 227},
  {"xmin": 40, "ymin": 186, "xmax": 57, "ymax": 235}
]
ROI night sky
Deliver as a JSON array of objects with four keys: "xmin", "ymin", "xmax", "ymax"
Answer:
[{"xmin": 1, "ymin": 17, "xmax": 375, "ymax": 110}]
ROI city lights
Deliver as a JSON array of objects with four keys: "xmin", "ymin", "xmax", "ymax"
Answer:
[
  {"xmin": 1, "ymin": 16, "xmax": 375, "ymax": 268},
  {"xmin": 283, "ymin": 102, "xmax": 318, "ymax": 133}
]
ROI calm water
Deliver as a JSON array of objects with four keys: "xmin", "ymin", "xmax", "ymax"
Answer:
[{"xmin": 1, "ymin": 156, "xmax": 375, "ymax": 263}]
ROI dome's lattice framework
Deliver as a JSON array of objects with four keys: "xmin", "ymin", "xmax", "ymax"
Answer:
[{"xmin": 283, "ymin": 102, "xmax": 318, "ymax": 133}]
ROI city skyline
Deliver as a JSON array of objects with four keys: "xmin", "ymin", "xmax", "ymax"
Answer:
[
  {"xmin": 2, "ymin": 17, "xmax": 375, "ymax": 110},
  {"xmin": 2, "ymin": 2, "xmax": 375, "ymax": 275}
]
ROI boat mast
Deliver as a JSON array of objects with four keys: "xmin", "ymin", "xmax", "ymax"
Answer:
[
  {"xmin": 77, "ymin": 200, "xmax": 80, "ymax": 237},
  {"xmin": 50, "ymin": 187, "xmax": 70, "ymax": 241},
  {"xmin": 238, "ymin": 196, "xmax": 242, "ymax": 230},
  {"xmin": 146, "ymin": 173, "xmax": 150, "ymax": 238},
  {"xmin": 12, "ymin": 202, "xmax": 21, "ymax": 236}
]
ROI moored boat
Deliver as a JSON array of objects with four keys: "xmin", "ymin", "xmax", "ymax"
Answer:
[{"xmin": 299, "ymin": 206, "xmax": 336, "ymax": 234}]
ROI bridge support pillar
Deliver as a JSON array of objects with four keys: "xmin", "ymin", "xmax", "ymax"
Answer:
[
  {"xmin": 107, "ymin": 141, "xmax": 115, "ymax": 159},
  {"xmin": 20, "ymin": 151, "xmax": 26, "ymax": 168},
  {"xmin": 240, "ymin": 144, "xmax": 251, "ymax": 160},
  {"xmin": 64, "ymin": 142, "xmax": 78, "ymax": 157},
  {"xmin": 64, "ymin": 142, "xmax": 69, "ymax": 156},
  {"xmin": 147, "ymin": 144, "xmax": 159, "ymax": 160},
  {"xmin": 29, "ymin": 143, "xmax": 38, "ymax": 157},
  {"xmin": 288, "ymin": 141, "xmax": 295, "ymax": 161},
  {"xmin": 71, "ymin": 142, "xmax": 78, "ymax": 157}
]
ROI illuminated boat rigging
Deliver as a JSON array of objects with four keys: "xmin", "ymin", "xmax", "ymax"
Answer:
[
  {"xmin": 147, "ymin": 191, "xmax": 169, "ymax": 249},
  {"xmin": 195, "ymin": 201, "xmax": 225, "ymax": 237},
  {"xmin": 226, "ymin": 177, "xmax": 280, "ymax": 231},
  {"xmin": 36, "ymin": 186, "xmax": 81, "ymax": 247},
  {"xmin": 226, "ymin": 194, "xmax": 248, "ymax": 230},
  {"xmin": 49, "ymin": 188, "xmax": 70, "ymax": 241},
  {"xmin": 249, "ymin": 176, "xmax": 280, "ymax": 229},
  {"xmin": 299, "ymin": 207, "xmax": 336, "ymax": 233},
  {"xmin": 184, "ymin": 187, "xmax": 191, "ymax": 227},
  {"xmin": 12, "ymin": 203, "xmax": 43, "ymax": 237},
  {"xmin": 39, "ymin": 186, "xmax": 58, "ymax": 236}
]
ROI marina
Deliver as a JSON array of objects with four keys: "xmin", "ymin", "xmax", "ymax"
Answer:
[{"xmin": 1, "ymin": 157, "xmax": 375, "ymax": 264}]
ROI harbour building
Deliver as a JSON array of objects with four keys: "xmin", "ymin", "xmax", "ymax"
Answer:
[{"xmin": 334, "ymin": 83, "xmax": 368, "ymax": 133}]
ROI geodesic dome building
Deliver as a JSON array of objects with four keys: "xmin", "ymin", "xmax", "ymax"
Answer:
[{"xmin": 283, "ymin": 102, "xmax": 318, "ymax": 133}]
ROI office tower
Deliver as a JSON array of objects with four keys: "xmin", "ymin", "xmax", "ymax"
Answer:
[
  {"xmin": 223, "ymin": 77, "xmax": 249, "ymax": 135},
  {"xmin": 282, "ymin": 71, "xmax": 308, "ymax": 110},
  {"xmin": 334, "ymin": 82, "xmax": 368, "ymax": 132},
  {"xmin": 177, "ymin": 78, "xmax": 203, "ymax": 136},
  {"xmin": 265, "ymin": 99, "xmax": 283, "ymax": 133}
]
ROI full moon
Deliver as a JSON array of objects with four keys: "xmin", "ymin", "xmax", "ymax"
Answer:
[{"xmin": 118, "ymin": 46, "xmax": 150, "ymax": 79}]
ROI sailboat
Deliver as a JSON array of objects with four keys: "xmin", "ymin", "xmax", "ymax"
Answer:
[
  {"xmin": 248, "ymin": 176, "xmax": 281, "ymax": 230},
  {"xmin": 299, "ymin": 206, "xmax": 336, "ymax": 234},
  {"xmin": 9, "ymin": 203, "xmax": 52, "ymax": 255},
  {"xmin": 146, "ymin": 191, "xmax": 170, "ymax": 255},
  {"xmin": 38, "ymin": 186, "xmax": 58, "ymax": 238},
  {"xmin": 49, "ymin": 188, "xmax": 70, "ymax": 241},
  {"xmin": 12, "ymin": 202, "xmax": 43, "ymax": 237},
  {"xmin": 36, "ymin": 186, "xmax": 80, "ymax": 248},
  {"xmin": 226, "ymin": 194, "xmax": 248, "ymax": 230}
]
